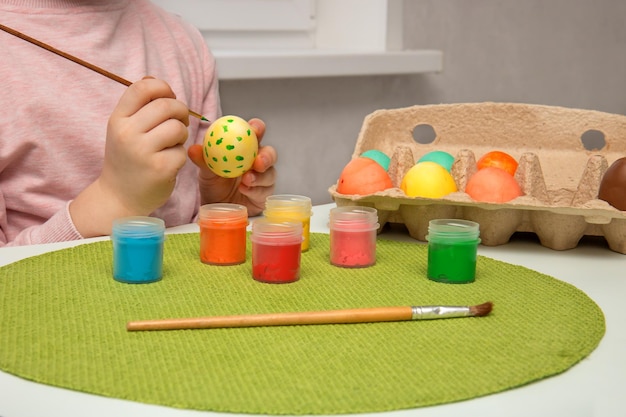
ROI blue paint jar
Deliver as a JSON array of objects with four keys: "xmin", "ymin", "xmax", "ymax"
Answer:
[{"xmin": 112, "ymin": 217, "xmax": 165, "ymax": 284}]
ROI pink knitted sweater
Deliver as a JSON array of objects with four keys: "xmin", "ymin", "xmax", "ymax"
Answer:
[{"xmin": 0, "ymin": 0, "xmax": 221, "ymax": 246}]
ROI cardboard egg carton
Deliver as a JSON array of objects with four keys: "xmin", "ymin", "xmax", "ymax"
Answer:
[{"xmin": 329, "ymin": 102, "xmax": 626, "ymax": 254}]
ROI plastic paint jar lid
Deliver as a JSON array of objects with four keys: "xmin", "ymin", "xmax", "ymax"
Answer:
[
  {"xmin": 264, "ymin": 194, "xmax": 312, "ymax": 217},
  {"xmin": 329, "ymin": 206, "xmax": 379, "ymax": 231},
  {"xmin": 111, "ymin": 216, "xmax": 165, "ymax": 284},
  {"xmin": 329, "ymin": 206, "xmax": 379, "ymax": 268},
  {"xmin": 112, "ymin": 216, "xmax": 165, "ymax": 239},
  {"xmin": 251, "ymin": 218, "xmax": 303, "ymax": 284},
  {"xmin": 198, "ymin": 203, "xmax": 248, "ymax": 266},
  {"xmin": 199, "ymin": 203, "xmax": 248, "ymax": 224},
  {"xmin": 426, "ymin": 219, "xmax": 480, "ymax": 242},
  {"xmin": 425, "ymin": 219, "xmax": 481, "ymax": 284},
  {"xmin": 251, "ymin": 218, "xmax": 303, "ymax": 245}
]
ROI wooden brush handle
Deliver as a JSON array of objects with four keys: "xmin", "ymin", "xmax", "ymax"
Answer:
[
  {"xmin": 0, "ymin": 23, "xmax": 207, "ymax": 122},
  {"xmin": 126, "ymin": 306, "xmax": 414, "ymax": 331}
]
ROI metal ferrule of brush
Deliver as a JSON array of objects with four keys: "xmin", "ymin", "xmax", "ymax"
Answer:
[{"xmin": 411, "ymin": 305, "xmax": 472, "ymax": 320}]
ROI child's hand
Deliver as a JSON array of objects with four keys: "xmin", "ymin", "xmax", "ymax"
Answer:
[
  {"xmin": 101, "ymin": 77, "xmax": 190, "ymax": 214},
  {"xmin": 188, "ymin": 118, "xmax": 277, "ymax": 216},
  {"xmin": 69, "ymin": 77, "xmax": 190, "ymax": 236}
]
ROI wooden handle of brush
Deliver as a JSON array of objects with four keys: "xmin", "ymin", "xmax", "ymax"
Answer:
[
  {"xmin": 0, "ymin": 23, "xmax": 208, "ymax": 122},
  {"xmin": 126, "ymin": 306, "xmax": 414, "ymax": 331}
]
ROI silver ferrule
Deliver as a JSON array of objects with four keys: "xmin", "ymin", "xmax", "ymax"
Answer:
[{"xmin": 411, "ymin": 305, "xmax": 472, "ymax": 320}]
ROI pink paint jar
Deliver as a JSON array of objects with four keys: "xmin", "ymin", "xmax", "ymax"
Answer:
[
  {"xmin": 329, "ymin": 206, "xmax": 379, "ymax": 268},
  {"xmin": 251, "ymin": 219, "xmax": 303, "ymax": 284}
]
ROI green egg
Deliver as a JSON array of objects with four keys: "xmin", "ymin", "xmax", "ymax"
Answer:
[
  {"xmin": 361, "ymin": 149, "xmax": 391, "ymax": 171},
  {"xmin": 417, "ymin": 151, "xmax": 455, "ymax": 172}
]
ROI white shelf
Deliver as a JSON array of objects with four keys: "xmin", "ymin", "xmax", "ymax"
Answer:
[{"xmin": 212, "ymin": 49, "xmax": 443, "ymax": 80}]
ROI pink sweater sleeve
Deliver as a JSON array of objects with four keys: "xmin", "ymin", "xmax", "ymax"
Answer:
[{"xmin": 0, "ymin": 200, "xmax": 82, "ymax": 247}]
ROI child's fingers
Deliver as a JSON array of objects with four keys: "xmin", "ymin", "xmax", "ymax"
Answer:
[
  {"xmin": 142, "ymin": 115, "xmax": 190, "ymax": 152},
  {"xmin": 248, "ymin": 118, "xmax": 266, "ymax": 142},
  {"xmin": 252, "ymin": 145, "xmax": 277, "ymax": 173},
  {"xmin": 112, "ymin": 78, "xmax": 177, "ymax": 120},
  {"xmin": 187, "ymin": 144, "xmax": 206, "ymax": 169}
]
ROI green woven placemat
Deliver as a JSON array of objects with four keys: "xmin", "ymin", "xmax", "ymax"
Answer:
[{"xmin": 0, "ymin": 233, "xmax": 604, "ymax": 414}]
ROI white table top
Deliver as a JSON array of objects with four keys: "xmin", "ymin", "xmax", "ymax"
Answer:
[{"xmin": 1, "ymin": 203, "xmax": 624, "ymax": 417}]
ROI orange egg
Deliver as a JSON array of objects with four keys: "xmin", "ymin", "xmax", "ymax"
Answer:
[
  {"xmin": 336, "ymin": 157, "xmax": 394, "ymax": 195},
  {"xmin": 466, "ymin": 167, "xmax": 523, "ymax": 203},
  {"xmin": 477, "ymin": 151, "xmax": 518, "ymax": 176}
]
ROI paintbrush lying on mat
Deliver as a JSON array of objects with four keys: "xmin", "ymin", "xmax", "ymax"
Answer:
[{"xmin": 126, "ymin": 302, "xmax": 493, "ymax": 331}]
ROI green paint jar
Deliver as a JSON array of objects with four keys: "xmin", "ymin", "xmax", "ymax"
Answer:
[{"xmin": 426, "ymin": 219, "xmax": 480, "ymax": 284}]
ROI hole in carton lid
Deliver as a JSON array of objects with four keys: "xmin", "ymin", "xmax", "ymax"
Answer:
[
  {"xmin": 412, "ymin": 124, "xmax": 437, "ymax": 144},
  {"xmin": 581, "ymin": 129, "xmax": 606, "ymax": 151}
]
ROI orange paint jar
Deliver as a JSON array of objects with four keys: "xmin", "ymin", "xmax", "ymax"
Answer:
[{"xmin": 198, "ymin": 203, "xmax": 248, "ymax": 265}]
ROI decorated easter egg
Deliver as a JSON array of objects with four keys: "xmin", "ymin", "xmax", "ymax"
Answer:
[
  {"xmin": 203, "ymin": 116, "xmax": 258, "ymax": 178},
  {"xmin": 417, "ymin": 150, "xmax": 455, "ymax": 172},
  {"xmin": 465, "ymin": 167, "xmax": 523, "ymax": 203},
  {"xmin": 400, "ymin": 161, "xmax": 457, "ymax": 198},
  {"xmin": 337, "ymin": 157, "xmax": 394, "ymax": 195},
  {"xmin": 598, "ymin": 157, "xmax": 626, "ymax": 211},
  {"xmin": 477, "ymin": 151, "xmax": 518, "ymax": 176},
  {"xmin": 361, "ymin": 149, "xmax": 391, "ymax": 171}
]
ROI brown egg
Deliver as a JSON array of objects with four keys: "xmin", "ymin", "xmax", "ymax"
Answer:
[{"xmin": 598, "ymin": 157, "xmax": 626, "ymax": 211}]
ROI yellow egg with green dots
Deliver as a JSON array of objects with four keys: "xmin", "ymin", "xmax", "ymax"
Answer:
[{"xmin": 202, "ymin": 115, "xmax": 258, "ymax": 178}]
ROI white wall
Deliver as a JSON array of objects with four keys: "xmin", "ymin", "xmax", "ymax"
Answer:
[
  {"xmin": 219, "ymin": 0, "xmax": 626, "ymax": 205},
  {"xmin": 404, "ymin": 0, "xmax": 626, "ymax": 112}
]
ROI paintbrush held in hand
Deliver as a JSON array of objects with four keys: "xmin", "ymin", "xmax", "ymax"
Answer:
[
  {"xmin": 0, "ymin": 23, "xmax": 209, "ymax": 122},
  {"xmin": 126, "ymin": 302, "xmax": 493, "ymax": 332}
]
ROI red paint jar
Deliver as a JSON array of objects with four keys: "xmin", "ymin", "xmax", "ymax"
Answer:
[
  {"xmin": 329, "ymin": 206, "xmax": 379, "ymax": 268},
  {"xmin": 251, "ymin": 219, "xmax": 303, "ymax": 284},
  {"xmin": 198, "ymin": 203, "xmax": 248, "ymax": 265}
]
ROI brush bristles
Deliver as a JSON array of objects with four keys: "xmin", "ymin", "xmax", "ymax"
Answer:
[{"xmin": 469, "ymin": 302, "xmax": 493, "ymax": 317}]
